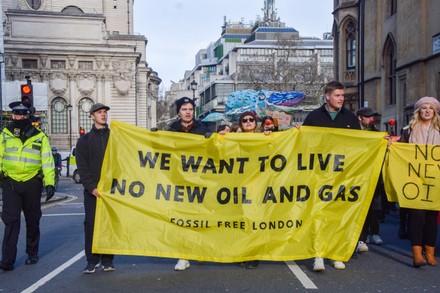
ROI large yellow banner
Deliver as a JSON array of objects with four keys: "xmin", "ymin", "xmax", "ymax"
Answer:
[
  {"xmin": 93, "ymin": 121, "xmax": 388, "ymax": 262},
  {"xmin": 384, "ymin": 142, "xmax": 440, "ymax": 210}
]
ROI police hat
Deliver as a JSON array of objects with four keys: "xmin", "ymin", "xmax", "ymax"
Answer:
[
  {"xmin": 356, "ymin": 107, "xmax": 378, "ymax": 117},
  {"xmin": 175, "ymin": 97, "xmax": 195, "ymax": 114},
  {"xmin": 90, "ymin": 103, "xmax": 110, "ymax": 114},
  {"xmin": 9, "ymin": 101, "xmax": 31, "ymax": 115}
]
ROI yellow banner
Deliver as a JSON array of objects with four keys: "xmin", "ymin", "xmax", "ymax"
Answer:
[
  {"xmin": 384, "ymin": 142, "xmax": 440, "ymax": 210},
  {"xmin": 93, "ymin": 120, "xmax": 388, "ymax": 262}
]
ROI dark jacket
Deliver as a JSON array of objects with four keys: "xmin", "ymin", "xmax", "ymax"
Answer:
[
  {"xmin": 399, "ymin": 126, "xmax": 411, "ymax": 143},
  {"xmin": 303, "ymin": 104, "xmax": 361, "ymax": 129},
  {"xmin": 76, "ymin": 124, "xmax": 110, "ymax": 194},
  {"xmin": 168, "ymin": 119, "xmax": 210, "ymax": 136}
]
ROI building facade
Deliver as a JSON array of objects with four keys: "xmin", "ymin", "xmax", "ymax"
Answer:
[
  {"xmin": 165, "ymin": 0, "xmax": 333, "ymax": 127},
  {"xmin": 333, "ymin": 0, "xmax": 440, "ymax": 132},
  {"xmin": 1, "ymin": 0, "xmax": 161, "ymax": 150}
]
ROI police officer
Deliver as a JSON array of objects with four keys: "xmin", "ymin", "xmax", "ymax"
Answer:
[{"xmin": 0, "ymin": 101, "xmax": 55, "ymax": 271}]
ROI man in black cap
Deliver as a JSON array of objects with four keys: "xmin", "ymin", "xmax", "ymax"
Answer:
[
  {"xmin": 356, "ymin": 106, "xmax": 385, "ymax": 251},
  {"xmin": 168, "ymin": 97, "xmax": 210, "ymax": 135},
  {"xmin": 76, "ymin": 102, "xmax": 115, "ymax": 274},
  {"xmin": 356, "ymin": 107, "xmax": 379, "ymax": 131},
  {"xmin": 167, "ymin": 97, "xmax": 210, "ymax": 271},
  {"xmin": 0, "ymin": 102, "xmax": 55, "ymax": 271}
]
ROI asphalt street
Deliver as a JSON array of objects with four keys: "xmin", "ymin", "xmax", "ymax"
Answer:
[{"xmin": 1, "ymin": 177, "xmax": 440, "ymax": 292}]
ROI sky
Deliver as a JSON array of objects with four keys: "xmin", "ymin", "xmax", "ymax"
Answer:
[{"xmin": 133, "ymin": 1, "xmax": 334, "ymax": 92}]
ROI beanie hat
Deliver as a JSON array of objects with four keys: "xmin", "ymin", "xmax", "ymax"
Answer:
[
  {"xmin": 175, "ymin": 97, "xmax": 195, "ymax": 114},
  {"xmin": 239, "ymin": 111, "xmax": 257, "ymax": 123},
  {"xmin": 414, "ymin": 97, "xmax": 440, "ymax": 112}
]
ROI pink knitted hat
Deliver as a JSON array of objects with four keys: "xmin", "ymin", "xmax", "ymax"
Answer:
[{"xmin": 414, "ymin": 96, "xmax": 440, "ymax": 112}]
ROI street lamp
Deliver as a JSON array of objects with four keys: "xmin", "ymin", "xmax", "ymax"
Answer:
[
  {"xmin": 67, "ymin": 104, "xmax": 73, "ymax": 176},
  {"xmin": 190, "ymin": 80, "xmax": 198, "ymax": 101},
  {"xmin": 0, "ymin": 52, "xmax": 4, "ymax": 129}
]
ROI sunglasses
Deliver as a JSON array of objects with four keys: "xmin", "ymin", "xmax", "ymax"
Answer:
[
  {"xmin": 264, "ymin": 127, "xmax": 275, "ymax": 132},
  {"xmin": 242, "ymin": 117, "xmax": 255, "ymax": 123}
]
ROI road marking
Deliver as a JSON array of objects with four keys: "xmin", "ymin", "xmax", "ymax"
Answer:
[
  {"xmin": 42, "ymin": 213, "xmax": 84, "ymax": 217},
  {"xmin": 21, "ymin": 250, "xmax": 85, "ymax": 293},
  {"xmin": 285, "ymin": 261, "xmax": 318, "ymax": 289}
]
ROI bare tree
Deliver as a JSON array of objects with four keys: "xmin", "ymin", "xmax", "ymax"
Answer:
[
  {"xmin": 237, "ymin": 33, "xmax": 332, "ymax": 98},
  {"xmin": 155, "ymin": 85, "xmax": 175, "ymax": 130}
]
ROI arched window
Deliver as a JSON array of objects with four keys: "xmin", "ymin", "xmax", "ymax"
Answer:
[
  {"xmin": 26, "ymin": 0, "xmax": 41, "ymax": 10},
  {"xmin": 78, "ymin": 98, "xmax": 94, "ymax": 132},
  {"xmin": 345, "ymin": 20, "xmax": 356, "ymax": 69},
  {"xmin": 51, "ymin": 98, "xmax": 68, "ymax": 134},
  {"xmin": 384, "ymin": 36, "xmax": 396, "ymax": 105},
  {"xmin": 61, "ymin": 6, "xmax": 84, "ymax": 14}
]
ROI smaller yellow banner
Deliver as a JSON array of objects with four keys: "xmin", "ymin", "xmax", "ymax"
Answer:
[{"xmin": 384, "ymin": 142, "xmax": 440, "ymax": 210}]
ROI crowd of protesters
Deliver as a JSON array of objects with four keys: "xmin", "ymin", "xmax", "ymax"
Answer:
[{"xmin": 2, "ymin": 81, "xmax": 438, "ymax": 275}]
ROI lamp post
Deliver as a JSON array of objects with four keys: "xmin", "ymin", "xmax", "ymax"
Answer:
[
  {"xmin": 190, "ymin": 80, "xmax": 198, "ymax": 117},
  {"xmin": 67, "ymin": 104, "xmax": 73, "ymax": 177},
  {"xmin": 0, "ymin": 52, "xmax": 4, "ymax": 129},
  {"xmin": 190, "ymin": 80, "xmax": 198, "ymax": 101}
]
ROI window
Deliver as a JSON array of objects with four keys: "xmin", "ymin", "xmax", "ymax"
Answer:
[
  {"xmin": 61, "ymin": 6, "xmax": 84, "ymax": 14},
  {"xmin": 78, "ymin": 61, "xmax": 93, "ymax": 70},
  {"xmin": 345, "ymin": 20, "xmax": 356, "ymax": 69},
  {"xmin": 437, "ymin": 72, "xmax": 440, "ymax": 98},
  {"xmin": 51, "ymin": 98, "xmax": 68, "ymax": 134},
  {"xmin": 26, "ymin": 0, "xmax": 41, "ymax": 10},
  {"xmin": 51, "ymin": 60, "xmax": 66, "ymax": 69},
  {"xmin": 22, "ymin": 59, "xmax": 38, "ymax": 69},
  {"xmin": 78, "ymin": 98, "xmax": 94, "ymax": 132},
  {"xmin": 320, "ymin": 49, "xmax": 333, "ymax": 57},
  {"xmin": 391, "ymin": 0, "xmax": 397, "ymax": 16},
  {"xmin": 384, "ymin": 36, "xmax": 396, "ymax": 105}
]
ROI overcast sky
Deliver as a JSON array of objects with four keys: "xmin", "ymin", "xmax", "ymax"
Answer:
[{"xmin": 133, "ymin": 1, "xmax": 334, "ymax": 91}]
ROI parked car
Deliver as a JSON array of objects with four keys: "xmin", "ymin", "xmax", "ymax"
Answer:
[
  {"xmin": 69, "ymin": 147, "xmax": 80, "ymax": 184},
  {"xmin": 59, "ymin": 147, "xmax": 80, "ymax": 183}
]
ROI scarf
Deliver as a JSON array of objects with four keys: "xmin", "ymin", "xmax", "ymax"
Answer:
[{"xmin": 409, "ymin": 123, "xmax": 440, "ymax": 145}]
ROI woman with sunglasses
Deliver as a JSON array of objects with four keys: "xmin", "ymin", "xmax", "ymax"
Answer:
[
  {"xmin": 239, "ymin": 111, "xmax": 257, "ymax": 133},
  {"xmin": 237, "ymin": 111, "xmax": 260, "ymax": 269}
]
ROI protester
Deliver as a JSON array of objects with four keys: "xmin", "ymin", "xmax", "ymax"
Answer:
[
  {"xmin": 76, "ymin": 103, "xmax": 115, "ymax": 274},
  {"xmin": 217, "ymin": 123, "xmax": 231, "ymax": 134},
  {"xmin": 168, "ymin": 97, "xmax": 211, "ymax": 136},
  {"xmin": 0, "ymin": 102, "xmax": 55, "ymax": 271},
  {"xmin": 398, "ymin": 96, "xmax": 440, "ymax": 268},
  {"xmin": 239, "ymin": 111, "xmax": 258, "ymax": 133},
  {"xmin": 302, "ymin": 81, "xmax": 361, "ymax": 271},
  {"xmin": 237, "ymin": 110, "xmax": 260, "ymax": 269},
  {"xmin": 260, "ymin": 116, "xmax": 279, "ymax": 134},
  {"xmin": 356, "ymin": 107, "xmax": 384, "ymax": 252},
  {"xmin": 230, "ymin": 123, "xmax": 240, "ymax": 133},
  {"xmin": 168, "ymin": 97, "xmax": 211, "ymax": 271}
]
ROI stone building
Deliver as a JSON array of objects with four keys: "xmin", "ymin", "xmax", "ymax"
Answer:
[
  {"xmin": 1, "ymin": 0, "xmax": 161, "ymax": 150},
  {"xmin": 166, "ymin": 0, "xmax": 333, "ymax": 128},
  {"xmin": 333, "ymin": 0, "xmax": 440, "ymax": 132}
]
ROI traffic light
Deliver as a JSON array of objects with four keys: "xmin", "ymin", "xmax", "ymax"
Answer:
[
  {"xmin": 21, "ymin": 80, "xmax": 33, "ymax": 107},
  {"xmin": 79, "ymin": 127, "xmax": 85, "ymax": 136}
]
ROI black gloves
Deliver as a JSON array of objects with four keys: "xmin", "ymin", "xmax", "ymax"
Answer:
[
  {"xmin": 46, "ymin": 185, "xmax": 55, "ymax": 202},
  {"xmin": 204, "ymin": 132, "xmax": 213, "ymax": 138}
]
